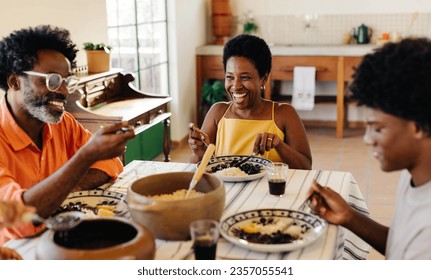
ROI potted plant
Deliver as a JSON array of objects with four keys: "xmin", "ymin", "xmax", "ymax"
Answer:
[
  {"xmin": 201, "ymin": 80, "xmax": 228, "ymax": 118},
  {"xmin": 83, "ymin": 42, "xmax": 112, "ymax": 73},
  {"xmin": 242, "ymin": 10, "xmax": 258, "ymax": 34}
]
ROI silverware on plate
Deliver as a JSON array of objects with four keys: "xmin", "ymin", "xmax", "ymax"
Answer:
[{"xmin": 232, "ymin": 153, "xmax": 257, "ymax": 167}]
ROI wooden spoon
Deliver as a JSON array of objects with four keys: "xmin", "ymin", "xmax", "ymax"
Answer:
[{"xmin": 185, "ymin": 143, "xmax": 215, "ymax": 198}]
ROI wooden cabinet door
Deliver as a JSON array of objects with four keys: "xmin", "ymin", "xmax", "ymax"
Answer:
[
  {"xmin": 200, "ymin": 55, "xmax": 224, "ymax": 79},
  {"xmin": 272, "ymin": 56, "xmax": 338, "ymax": 81},
  {"xmin": 344, "ymin": 56, "xmax": 363, "ymax": 82}
]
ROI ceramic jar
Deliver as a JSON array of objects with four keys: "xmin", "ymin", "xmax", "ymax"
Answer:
[
  {"xmin": 211, "ymin": 0, "xmax": 232, "ymax": 44},
  {"xmin": 36, "ymin": 217, "xmax": 155, "ymax": 260}
]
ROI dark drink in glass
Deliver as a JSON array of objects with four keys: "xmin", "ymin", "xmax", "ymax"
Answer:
[
  {"xmin": 193, "ymin": 236, "xmax": 217, "ymax": 260},
  {"xmin": 269, "ymin": 179, "xmax": 286, "ymax": 196}
]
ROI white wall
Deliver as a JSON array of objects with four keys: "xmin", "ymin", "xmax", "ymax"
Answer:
[
  {"xmin": 168, "ymin": 0, "xmax": 208, "ymax": 142},
  {"xmin": 232, "ymin": 0, "xmax": 431, "ymax": 16},
  {"xmin": 0, "ymin": 0, "xmax": 108, "ymax": 67}
]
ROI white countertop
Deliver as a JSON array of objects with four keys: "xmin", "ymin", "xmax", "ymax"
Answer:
[{"xmin": 196, "ymin": 44, "xmax": 376, "ymax": 57}]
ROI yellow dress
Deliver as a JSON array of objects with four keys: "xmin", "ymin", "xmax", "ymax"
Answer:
[{"xmin": 215, "ymin": 102, "xmax": 284, "ymax": 162}]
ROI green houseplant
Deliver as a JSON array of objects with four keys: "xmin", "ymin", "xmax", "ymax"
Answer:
[
  {"xmin": 201, "ymin": 80, "xmax": 227, "ymax": 118},
  {"xmin": 83, "ymin": 42, "xmax": 112, "ymax": 73},
  {"xmin": 242, "ymin": 10, "xmax": 258, "ymax": 34},
  {"xmin": 83, "ymin": 42, "xmax": 112, "ymax": 52}
]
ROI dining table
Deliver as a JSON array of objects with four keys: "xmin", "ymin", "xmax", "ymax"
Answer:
[{"xmin": 5, "ymin": 160, "xmax": 370, "ymax": 260}]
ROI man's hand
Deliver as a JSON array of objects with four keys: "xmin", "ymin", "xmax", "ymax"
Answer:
[
  {"xmin": 307, "ymin": 180, "xmax": 353, "ymax": 226},
  {"xmin": 80, "ymin": 121, "xmax": 135, "ymax": 162},
  {"xmin": 0, "ymin": 201, "xmax": 35, "ymax": 229},
  {"xmin": 0, "ymin": 247, "xmax": 23, "ymax": 260}
]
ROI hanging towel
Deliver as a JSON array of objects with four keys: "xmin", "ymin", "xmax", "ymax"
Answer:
[{"xmin": 292, "ymin": 66, "xmax": 316, "ymax": 111}]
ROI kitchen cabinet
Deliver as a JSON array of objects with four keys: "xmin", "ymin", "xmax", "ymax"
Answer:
[
  {"xmin": 196, "ymin": 46, "xmax": 368, "ymax": 138},
  {"xmin": 65, "ymin": 68, "xmax": 172, "ymax": 163},
  {"xmin": 268, "ymin": 55, "xmax": 361, "ymax": 138},
  {"xmin": 195, "ymin": 55, "xmax": 225, "ymax": 125}
]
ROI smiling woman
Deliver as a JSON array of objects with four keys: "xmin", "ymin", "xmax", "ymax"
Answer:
[{"xmin": 188, "ymin": 34, "xmax": 312, "ymax": 170}]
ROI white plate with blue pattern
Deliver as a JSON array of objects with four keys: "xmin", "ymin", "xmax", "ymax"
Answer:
[
  {"xmin": 52, "ymin": 190, "xmax": 129, "ymax": 218},
  {"xmin": 197, "ymin": 155, "xmax": 272, "ymax": 182},
  {"xmin": 219, "ymin": 208, "xmax": 327, "ymax": 252}
]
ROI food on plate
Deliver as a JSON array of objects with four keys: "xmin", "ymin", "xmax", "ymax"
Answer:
[
  {"xmin": 96, "ymin": 205, "xmax": 116, "ymax": 216},
  {"xmin": 148, "ymin": 189, "xmax": 204, "ymax": 201},
  {"xmin": 215, "ymin": 167, "xmax": 247, "ymax": 176},
  {"xmin": 97, "ymin": 205, "xmax": 116, "ymax": 211},
  {"xmin": 53, "ymin": 202, "xmax": 118, "ymax": 218},
  {"xmin": 209, "ymin": 161, "xmax": 262, "ymax": 175},
  {"xmin": 232, "ymin": 217, "xmax": 305, "ymax": 244}
]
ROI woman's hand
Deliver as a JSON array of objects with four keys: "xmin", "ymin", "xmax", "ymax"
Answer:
[
  {"xmin": 307, "ymin": 180, "xmax": 354, "ymax": 226},
  {"xmin": 188, "ymin": 123, "xmax": 210, "ymax": 163},
  {"xmin": 253, "ymin": 132, "xmax": 281, "ymax": 155}
]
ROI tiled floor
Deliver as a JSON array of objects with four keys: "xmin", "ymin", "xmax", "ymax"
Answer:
[{"xmin": 154, "ymin": 126, "xmax": 401, "ymax": 260}]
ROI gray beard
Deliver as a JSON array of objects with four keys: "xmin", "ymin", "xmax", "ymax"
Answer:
[{"xmin": 22, "ymin": 88, "xmax": 64, "ymax": 124}]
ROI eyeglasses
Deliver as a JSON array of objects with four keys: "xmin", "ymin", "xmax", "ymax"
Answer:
[{"xmin": 23, "ymin": 71, "xmax": 80, "ymax": 94}]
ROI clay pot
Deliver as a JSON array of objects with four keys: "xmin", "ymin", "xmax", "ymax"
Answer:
[
  {"xmin": 85, "ymin": 50, "xmax": 111, "ymax": 73},
  {"xmin": 212, "ymin": 14, "xmax": 232, "ymax": 44},
  {"xmin": 36, "ymin": 217, "xmax": 155, "ymax": 260},
  {"xmin": 128, "ymin": 172, "xmax": 225, "ymax": 241},
  {"xmin": 212, "ymin": 0, "xmax": 231, "ymax": 15}
]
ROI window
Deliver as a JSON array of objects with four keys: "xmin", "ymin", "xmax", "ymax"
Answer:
[{"xmin": 106, "ymin": 0, "xmax": 169, "ymax": 96}]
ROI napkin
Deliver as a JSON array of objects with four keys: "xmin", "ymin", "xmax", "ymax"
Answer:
[{"xmin": 291, "ymin": 66, "xmax": 316, "ymax": 111}]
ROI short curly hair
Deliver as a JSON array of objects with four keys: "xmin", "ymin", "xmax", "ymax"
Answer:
[
  {"xmin": 0, "ymin": 25, "xmax": 78, "ymax": 91},
  {"xmin": 349, "ymin": 38, "xmax": 431, "ymax": 134},
  {"xmin": 222, "ymin": 34, "xmax": 272, "ymax": 78}
]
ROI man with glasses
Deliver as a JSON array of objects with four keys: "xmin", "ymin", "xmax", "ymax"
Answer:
[{"xmin": 0, "ymin": 25, "xmax": 135, "ymax": 245}]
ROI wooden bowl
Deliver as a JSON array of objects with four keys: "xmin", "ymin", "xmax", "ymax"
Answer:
[
  {"xmin": 128, "ymin": 172, "xmax": 225, "ymax": 240},
  {"xmin": 36, "ymin": 217, "xmax": 155, "ymax": 260}
]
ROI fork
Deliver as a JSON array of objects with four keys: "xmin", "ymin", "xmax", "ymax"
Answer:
[
  {"xmin": 189, "ymin": 124, "xmax": 221, "ymax": 165},
  {"xmin": 298, "ymin": 170, "xmax": 322, "ymax": 212},
  {"xmin": 232, "ymin": 153, "xmax": 256, "ymax": 167}
]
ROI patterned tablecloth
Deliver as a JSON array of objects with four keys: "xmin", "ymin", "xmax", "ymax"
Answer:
[{"xmin": 5, "ymin": 160, "xmax": 370, "ymax": 260}]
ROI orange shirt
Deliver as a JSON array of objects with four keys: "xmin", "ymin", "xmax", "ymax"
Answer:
[{"xmin": 0, "ymin": 97, "xmax": 123, "ymax": 244}]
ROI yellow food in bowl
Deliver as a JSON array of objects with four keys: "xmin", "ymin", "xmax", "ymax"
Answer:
[{"xmin": 148, "ymin": 189, "xmax": 204, "ymax": 201}]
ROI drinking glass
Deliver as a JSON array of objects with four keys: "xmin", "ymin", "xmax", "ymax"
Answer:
[
  {"xmin": 266, "ymin": 162, "xmax": 289, "ymax": 196},
  {"xmin": 189, "ymin": 219, "xmax": 219, "ymax": 260}
]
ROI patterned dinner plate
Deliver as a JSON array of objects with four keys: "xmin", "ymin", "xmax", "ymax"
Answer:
[
  {"xmin": 219, "ymin": 208, "xmax": 327, "ymax": 252},
  {"xmin": 52, "ymin": 190, "xmax": 129, "ymax": 218},
  {"xmin": 197, "ymin": 155, "xmax": 272, "ymax": 182}
]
